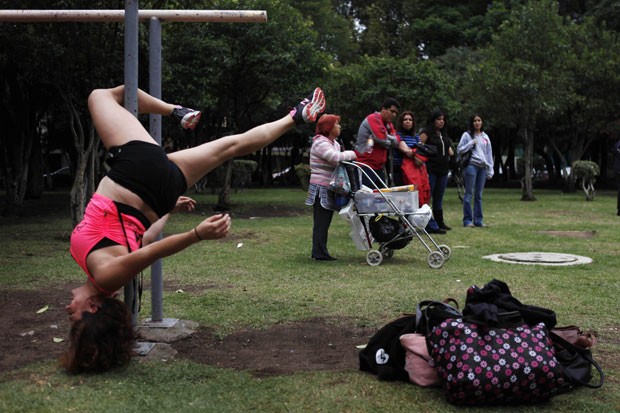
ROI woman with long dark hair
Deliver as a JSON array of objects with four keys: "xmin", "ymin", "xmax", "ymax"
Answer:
[
  {"xmin": 63, "ymin": 84, "xmax": 325, "ymax": 373},
  {"xmin": 419, "ymin": 109, "xmax": 453, "ymax": 234},
  {"xmin": 395, "ymin": 111, "xmax": 431, "ymax": 207},
  {"xmin": 457, "ymin": 114, "xmax": 494, "ymax": 227}
]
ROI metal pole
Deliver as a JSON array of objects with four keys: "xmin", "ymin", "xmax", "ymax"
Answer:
[
  {"xmin": 0, "ymin": 9, "xmax": 267, "ymax": 23},
  {"xmin": 123, "ymin": 0, "xmax": 139, "ymax": 326},
  {"xmin": 149, "ymin": 17, "xmax": 164, "ymax": 322}
]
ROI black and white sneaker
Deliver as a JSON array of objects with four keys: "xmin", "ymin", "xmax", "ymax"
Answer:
[
  {"xmin": 289, "ymin": 87, "xmax": 326, "ymax": 125},
  {"xmin": 172, "ymin": 106, "xmax": 201, "ymax": 130}
]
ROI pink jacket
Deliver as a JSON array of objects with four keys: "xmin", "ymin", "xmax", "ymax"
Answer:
[{"xmin": 309, "ymin": 135, "xmax": 356, "ymax": 186}]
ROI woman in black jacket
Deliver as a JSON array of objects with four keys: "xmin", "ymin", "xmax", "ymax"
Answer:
[{"xmin": 419, "ymin": 109, "xmax": 453, "ymax": 234}]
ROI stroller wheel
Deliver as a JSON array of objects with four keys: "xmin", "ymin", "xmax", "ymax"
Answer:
[
  {"xmin": 380, "ymin": 245, "xmax": 394, "ymax": 258},
  {"xmin": 427, "ymin": 251, "xmax": 445, "ymax": 269},
  {"xmin": 366, "ymin": 250, "xmax": 383, "ymax": 266},
  {"xmin": 438, "ymin": 244, "xmax": 452, "ymax": 260}
]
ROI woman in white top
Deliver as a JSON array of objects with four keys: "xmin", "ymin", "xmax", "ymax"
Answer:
[{"xmin": 457, "ymin": 114, "xmax": 494, "ymax": 227}]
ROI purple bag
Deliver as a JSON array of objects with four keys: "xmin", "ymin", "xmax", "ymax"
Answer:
[{"xmin": 428, "ymin": 318, "xmax": 565, "ymax": 405}]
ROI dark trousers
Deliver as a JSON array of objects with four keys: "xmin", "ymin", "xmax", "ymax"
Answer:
[
  {"xmin": 312, "ymin": 195, "xmax": 335, "ymax": 259},
  {"xmin": 392, "ymin": 167, "xmax": 404, "ymax": 187},
  {"xmin": 358, "ymin": 167, "xmax": 386, "ymax": 189}
]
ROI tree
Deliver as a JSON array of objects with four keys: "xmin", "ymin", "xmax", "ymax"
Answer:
[
  {"xmin": 338, "ymin": 0, "xmax": 509, "ymax": 59},
  {"xmin": 572, "ymin": 160, "xmax": 599, "ymax": 201},
  {"xmin": 287, "ymin": 0, "xmax": 361, "ymax": 64},
  {"xmin": 324, "ymin": 55, "xmax": 458, "ymax": 136},
  {"xmin": 466, "ymin": 0, "xmax": 575, "ymax": 200},
  {"xmin": 554, "ymin": 18, "xmax": 620, "ymax": 190},
  {"xmin": 0, "ymin": 0, "xmax": 126, "ymax": 218}
]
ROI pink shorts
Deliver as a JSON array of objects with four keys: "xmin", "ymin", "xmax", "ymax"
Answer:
[{"xmin": 70, "ymin": 193, "xmax": 146, "ymax": 295}]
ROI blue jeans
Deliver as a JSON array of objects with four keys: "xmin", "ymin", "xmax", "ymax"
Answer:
[
  {"xmin": 427, "ymin": 173, "xmax": 448, "ymax": 230},
  {"xmin": 462, "ymin": 164, "xmax": 487, "ymax": 226}
]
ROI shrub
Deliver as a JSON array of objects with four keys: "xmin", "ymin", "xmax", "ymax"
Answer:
[
  {"xmin": 294, "ymin": 163, "xmax": 310, "ymax": 191},
  {"xmin": 572, "ymin": 160, "xmax": 600, "ymax": 201}
]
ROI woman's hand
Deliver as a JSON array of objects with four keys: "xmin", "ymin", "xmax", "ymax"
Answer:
[
  {"xmin": 194, "ymin": 214, "xmax": 231, "ymax": 241},
  {"xmin": 172, "ymin": 196, "xmax": 196, "ymax": 213}
]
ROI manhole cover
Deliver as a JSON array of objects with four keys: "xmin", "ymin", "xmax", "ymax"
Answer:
[{"xmin": 483, "ymin": 252, "xmax": 592, "ymax": 266}]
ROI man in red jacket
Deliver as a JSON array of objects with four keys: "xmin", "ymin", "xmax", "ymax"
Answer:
[{"xmin": 354, "ymin": 98, "xmax": 401, "ymax": 188}]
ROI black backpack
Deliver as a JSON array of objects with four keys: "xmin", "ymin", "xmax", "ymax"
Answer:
[
  {"xmin": 359, "ymin": 314, "xmax": 416, "ymax": 382},
  {"xmin": 368, "ymin": 215, "xmax": 402, "ymax": 242},
  {"xmin": 359, "ymin": 300, "xmax": 461, "ymax": 382}
]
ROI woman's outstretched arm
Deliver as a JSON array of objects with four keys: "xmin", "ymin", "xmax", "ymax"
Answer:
[
  {"xmin": 91, "ymin": 214, "xmax": 231, "ymax": 292},
  {"xmin": 142, "ymin": 196, "xmax": 197, "ymax": 246}
]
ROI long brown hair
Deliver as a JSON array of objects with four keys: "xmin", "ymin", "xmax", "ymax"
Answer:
[{"xmin": 61, "ymin": 297, "xmax": 135, "ymax": 374}]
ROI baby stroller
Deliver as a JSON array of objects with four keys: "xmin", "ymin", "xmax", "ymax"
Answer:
[{"xmin": 338, "ymin": 161, "xmax": 451, "ymax": 268}]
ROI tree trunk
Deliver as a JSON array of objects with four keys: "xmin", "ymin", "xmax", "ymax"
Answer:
[
  {"xmin": 69, "ymin": 153, "xmax": 88, "ymax": 226},
  {"xmin": 582, "ymin": 178, "xmax": 595, "ymax": 201},
  {"xmin": 2, "ymin": 127, "xmax": 33, "ymax": 216},
  {"xmin": 65, "ymin": 92, "xmax": 96, "ymax": 228},
  {"xmin": 549, "ymin": 136, "xmax": 568, "ymax": 185},
  {"xmin": 26, "ymin": 134, "xmax": 44, "ymax": 200},
  {"xmin": 520, "ymin": 125, "xmax": 536, "ymax": 201},
  {"xmin": 1, "ymin": 75, "xmax": 35, "ymax": 216},
  {"xmin": 215, "ymin": 160, "xmax": 232, "ymax": 211}
]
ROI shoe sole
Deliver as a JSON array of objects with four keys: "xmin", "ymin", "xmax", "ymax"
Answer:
[
  {"xmin": 181, "ymin": 111, "xmax": 202, "ymax": 130},
  {"xmin": 302, "ymin": 88, "xmax": 326, "ymax": 123}
]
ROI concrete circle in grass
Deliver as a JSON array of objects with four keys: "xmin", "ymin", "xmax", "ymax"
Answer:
[{"xmin": 483, "ymin": 252, "xmax": 592, "ymax": 266}]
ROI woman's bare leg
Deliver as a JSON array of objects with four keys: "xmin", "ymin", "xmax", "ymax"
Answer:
[
  {"xmin": 169, "ymin": 116, "xmax": 293, "ymax": 187},
  {"xmin": 88, "ymin": 85, "xmax": 182, "ymax": 149},
  {"xmin": 168, "ymin": 87, "xmax": 326, "ymax": 187}
]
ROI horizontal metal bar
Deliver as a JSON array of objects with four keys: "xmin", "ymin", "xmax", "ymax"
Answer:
[{"xmin": 0, "ymin": 9, "xmax": 267, "ymax": 23}]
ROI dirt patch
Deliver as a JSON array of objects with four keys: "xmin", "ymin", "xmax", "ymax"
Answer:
[
  {"xmin": 537, "ymin": 230, "xmax": 597, "ymax": 238},
  {"xmin": 0, "ymin": 285, "xmax": 71, "ymax": 372},
  {"xmin": 172, "ymin": 319, "xmax": 372, "ymax": 377},
  {"xmin": 1, "ymin": 286, "xmax": 619, "ymax": 379},
  {"xmin": 0, "ymin": 285, "xmax": 374, "ymax": 376}
]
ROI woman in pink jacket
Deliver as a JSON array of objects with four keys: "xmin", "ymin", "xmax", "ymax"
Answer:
[{"xmin": 305, "ymin": 115, "xmax": 357, "ymax": 260}]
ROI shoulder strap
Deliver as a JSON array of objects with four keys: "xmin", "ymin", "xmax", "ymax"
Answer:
[{"xmin": 415, "ymin": 299, "xmax": 461, "ymax": 334}]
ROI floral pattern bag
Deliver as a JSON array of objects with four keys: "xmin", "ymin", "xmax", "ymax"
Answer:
[{"xmin": 428, "ymin": 318, "xmax": 565, "ymax": 405}]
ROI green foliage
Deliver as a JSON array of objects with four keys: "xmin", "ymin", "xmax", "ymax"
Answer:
[
  {"xmin": 4, "ymin": 0, "xmax": 620, "ymax": 202},
  {"xmin": 199, "ymin": 160, "xmax": 258, "ymax": 193},
  {"xmin": 287, "ymin": 0, "xmax": 361, "ymax": 64},
  {"xmin": 343, "ymin": 0, "xmax": 503, "ymax": 59},
  {"xmin": 163, "ymin": 0, "xmax": 330, "ymax": 131},
  {"xmin": 324, "ymin": 56, "xmax": 459, "ymax": 130},
  {"xmin": 467, "ymin": 0, "xmax": 575, "ymax": 126},
  {"xmin": 572, "ymin": 160, "xmax": 600, "ymax": 180},
  {"xmin": 572, "ymin": 160, "xmax": 600, "ymax": 201},
  {"xmin": 294, "ymin": 163, "xmax": 311, "ymax": 190}
]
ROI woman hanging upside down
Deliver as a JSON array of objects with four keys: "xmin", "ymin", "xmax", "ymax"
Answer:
[{"xmin": 62, "ymin": 85, "xmax": 326, "ymax": 373}]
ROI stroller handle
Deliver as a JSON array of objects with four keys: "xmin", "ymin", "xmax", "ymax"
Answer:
[{"xmin": 341, "ymin": 161, "xmax": 389, "ymax": 191}]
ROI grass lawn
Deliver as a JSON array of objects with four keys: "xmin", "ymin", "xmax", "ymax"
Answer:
[{"xmin": 1, "ymin": 186, "xmax": 619, "ymax": 412}]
